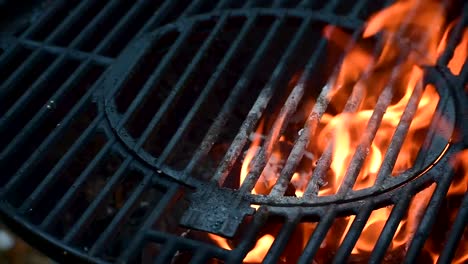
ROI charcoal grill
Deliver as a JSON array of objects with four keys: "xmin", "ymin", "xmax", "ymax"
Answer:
[{"xmin": 0, "ymin": 0, "xmax": 467, "ymax": 263}]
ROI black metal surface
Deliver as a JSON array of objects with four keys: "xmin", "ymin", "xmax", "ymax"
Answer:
[{"xmin": 0, "ymin": 0, "xmax": 466, "ymax": 263}]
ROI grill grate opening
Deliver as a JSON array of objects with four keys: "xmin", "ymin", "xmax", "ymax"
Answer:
[
  {"xmin": 0, "ymin": 101, "xmax": 97, "ymax": 189},
  {"xmin": 114, "ymin": 30, "xmax": 180, "ymax": 113},
  {"xmin": 125, "ymin": 18, "xmax": 222, "ymax": 140},
  {"xmin": 22, "ymin": 132, "xmax": 107, "ymax": 224},
  {"xmin": 100, "ymin": 184, "xmax": 167, "ymax": 260},
  {"xmin": 0, "ymin": 51, "xmax": 56, "ymax": 116},
  {"xmin": 0, "ymin": 46, "xmax": 32, "ymax": 83},
  {"xmin": 77, "ymin": 0, "xmax": 136, "ymax": 52},
  {"xmin": 298, "ymin": 0, "xmax": 326, "ymax": 10},
  {"xmin": 0, "ymin": 57, "xmax": 81, "ymax": 149},
  {"xmin": 142, "ymin": 15, "xmax": 278, "ymax": 167},
  {"xmin": 0, "ymin": 64, "xmax": 104, "ymax": 186},
  {"xmin": 28, "ymin": 0, "xmax": 81, "ymax": 41},
  {"xmin": 138, "ymin": 18, "xmax": 247, "ymax": 163},
  {"xmin": 68, "ymin": 168, "xmax": 145, "ymax": 248},
  {"xmin": 52, "ymin": 1, "xmax": 108, "ymax": 47},
  {"xmin": 99, "ymin": 0, "xmax": 165, "ymax": 57}
]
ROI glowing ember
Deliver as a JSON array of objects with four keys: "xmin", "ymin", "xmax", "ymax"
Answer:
[{"xmin": 209, "ymin": 0, "xmax": 466, "ymax": 262}]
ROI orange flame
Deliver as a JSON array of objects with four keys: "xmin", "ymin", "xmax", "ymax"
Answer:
[{"xmin": 209, "ymin": 0, "xmax": 466, "ymax": 262}]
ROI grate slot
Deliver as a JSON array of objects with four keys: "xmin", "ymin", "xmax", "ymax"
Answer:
[
  {"xmin": 153, "ymin": 239, "xmax": 179, "ymax": 264},
  {"xmin": 0, "ymin": 51, "xmax": 56, "ymax": 116},
  {"xmin": 115, "ymin": 29, "xmax": 189, "ymax": 117},
  {"xmin": 119, "ymin": 185, "xmax": 180, "ymax": 262},
  {"xmin": 114, "ymin": 29, "xmax": 187, "ymax": 124},
  {"xmin": 437, "ymin": 4, "xmax": 468, "ymax": 67},
  {"xmin": 0, "ymin": 46, "xmax": 32, "ymax": 83},
  {"xmin": 61, "ymin": 168, "xmax": 145, "ymax": 247},
  {"xmin": 180, "ymin": 0, "xmax": 207, "ymax": 17},
  {"xmin": 130, "ymin": 15, "xmax": 230, "ymax": 147},
  {"xmin": 231, "ymin": 208, "xmax": 270, "ymax": 263},
  {"xmin": 405, "ymin": 176, "xmax": 454, "ymax": 262},
  {"xmin": 52, "ymin": 1, "xmax": 108, "ymax": 47},
  {"xmin": 0, "ymin": 63, "xmax": 104, "ymax": 184},
  {"xmin": 369, "ymin": 196, "xmax": 411, "ymax": 263},
  {"xmin": 92, "ymin": 0, "xmax": 162, "ymax": 56},
  {"xmin": 77, "ymin": 0, "xmax": 135, "ymax": 52},
  {"xmin": 6, "ymin": 115, "xmax": 103, "ymax": 209},
  {"xmin": 89, "ymin": 173, "xmax": 154, "ymax": 255},
  {"xmin": 0, "ymin": 93, "xmax": 98, "ymax": 189},
  {"xmin": 184, "ymin": 17, "xmax": 286, "ymax": 174},
  {"xmin": 26, "ymin": 0, "xmax": 81, "ymax": 41},
  {"xmin": 20, "ymin": 139, "xmax": 115, "ymax": 216},
  {"xmin": 297, "ymin": 211, "xmax": 336, "ymax": 263},
  {"xmin": 0, "ymin": 57, "xmax": 80, "ymax": 146},
  {"xmin": 263, "ymin": 215, "xmax": 301, "ymax": 263},
  {"xmin": 102, "ymin": 0, "xmax": 175, "ymax": 57},
  {"xmin": 332, "ymin": 207, "xmax": 373, "ymax": 263},
  {"xmin": 63, "ymin": 157, "xmax": 133, "ymax": 243},
  {"xmin": 156, "ymin": 15, "xmax": 257, "ymax": 164},
  {"xmin": 437, "ymin": 193, "xmax": 468, "ymax": 264}
]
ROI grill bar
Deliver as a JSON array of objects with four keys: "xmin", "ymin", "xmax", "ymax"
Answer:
[
  {"xmin": 273, "ymin": 28, "xmax": 363, "ymax": 197},
  {"xmin": 157, "ymin": 15, "xmax": 258, "ymax": 164},
  {"xmin": 0, "ymin": 55, "xmax": 71, "ymax": 129},
  {"xmin": 335, "ymin": 77, "xmax": 396, "ymax": 196},
  {"xmin": 375, "ymin": 81, "xmax": 424, "ymax": 185},
  {"xmin": 215, "ymin": 0, "xmax": 232, "ymax": 10},
  {"xmin": 301, "ymin": 33, "xmax": 391, "ymax": 196},
  {"xmin": 24, "ymin": 139, "xmax": 115, "ymax": 216},
  {"xmin": 67, "ymin": 0, "xmax": 122, "ymax": 48},
  {"xmin": 93, "ymin": 0, "xmax": 156, "ymax": 54},
  {"xmin": 2, "ymin": 97, "xmax": 100, "ymax": 193},
  {"xmin": 0, "ymin": 62, "xmax": 96, "ymax": 178},
  {"xmin": 6, "ymin": 38, "xmax": 113, "ymax": 64},
  {"xmin": 115, "ymin": 26, "xmax": 194, "ymax": 130},
  {"xmin": 135, "ymin": 15, "xmax": 230, "ymax": 149},
  {"xmin": 437, "ymin": 4, "xmax": 468, "ymax": 66},
  {"xmin": 230, "ymin": 208, "xmax": 269, "ymax": 264},
  {"xmin": 0, "ymin": 0, "xmax": 95, "ymax": 93},
  {"xmin": 89, "ymin": 172, "xmax": 154, "ymax": 255},
  {"xmin": 437, "ymin": 192, "xmax": 468, "ymax": 264},
  {"xmin": 215, "ymin": 36, "xmax": 327, "ymax": 185},
  {"xmin": 136, "ymin": 0, "xmax": 180, "ymax": 38},
  {"xmin": 119, "ymin": 185, "xmax": 179, "ymax": 262},
  {"xmin": 263, "ymin": 214, "xmax": 301, "ymax": 263},
  {"xmin": 184, "ymin": 17, "xmax": 286, "ymax": 174},
  {"xmin": 369, "ymin": 194, "xmax": 412, "ymax": 263},
  {"xmin": 14, "ymin": 114, "xmax": 103, "ymax": 209},
  {"xmin": 335, "ymin": 4, "xmax": 435, "ymax": 196},
  {"xmin": 63, "ymin": 156, "xmax": 134, "ymax": 242},
  {"xmin": 0, "ymin": 1, "xmax": 70, "ymax": 68},
  {"xmin": 405, "ymin": 171, "xmax": 455, "ymax": 262},
  {"xmin": 145, "ymin": 231, "xmax": 230, "ymax": 263},
  {"xmin": 332, "ymin": 206, "xmax": 373, "ymax": 263},
  {"xmin": 297, "ymin": 210, "xmax": 336, "ymax": 264},
  {"xmin": 235, "ymin": 17, "xmax": 315, "ymax": 192},
  {"xmin": 180, "ymin": 0, "xmax": 205, "ymax": 17},
  {"xmin": 153, "ymin": 239, "xmax": 178, "ymax": 264}
]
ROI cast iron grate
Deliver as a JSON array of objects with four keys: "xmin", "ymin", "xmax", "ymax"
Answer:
[{"xmin": 0, "ymin": 0, "xmax": 467, "ymax": 263}]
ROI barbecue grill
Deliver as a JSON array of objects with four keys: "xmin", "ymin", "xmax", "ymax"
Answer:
[{"xmin": 0, "ymin": 0, "xmax": 467, "ymax": 263}]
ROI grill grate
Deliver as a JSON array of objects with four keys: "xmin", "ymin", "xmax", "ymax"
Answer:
[{"xmin": 0, "ymin": 0, "xmax": 467, "ymax": 263}]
